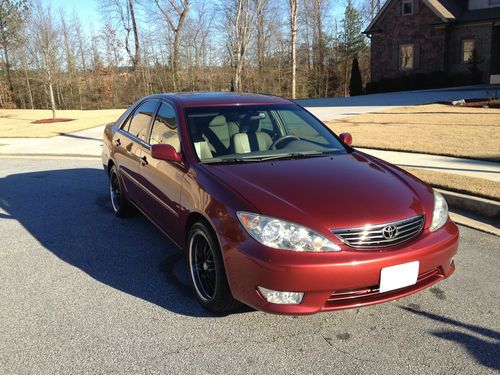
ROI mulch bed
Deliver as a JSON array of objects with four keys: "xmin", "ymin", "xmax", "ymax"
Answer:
[
  {"xmin": 31, "ymin": 118, "xmax": 76, "ymax": 124},
  {"xmin": 449, "ymin": 99, "xmax": 500, "ymax": 108}
]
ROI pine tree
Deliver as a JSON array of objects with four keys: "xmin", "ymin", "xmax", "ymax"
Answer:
[{"xmin": 339, "ymin": 0, "xmax": 366, "ymax": 96}]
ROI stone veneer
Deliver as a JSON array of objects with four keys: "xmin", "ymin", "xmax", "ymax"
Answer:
[{"xmin": 370, "ymin": 0, "xmax": 447, "ymax": 81}]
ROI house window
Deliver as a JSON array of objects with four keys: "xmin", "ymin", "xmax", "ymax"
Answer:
[
  {"xmin": 402, "ymin": 0, "xmax": 414, "ymax": 15},
  {"xmin": 462, "ymin": 39, "xmax": 475, "ymax": 63},
  {"xmin": 400, "ymin": 44, "xmax": 415, "ymax": 70}
]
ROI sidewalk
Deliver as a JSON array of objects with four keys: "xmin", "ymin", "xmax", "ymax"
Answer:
[
  {"xmin": 359, "ymin": 148, "xmax": 500, "ymax": 183},
  {"xmin": 1, "ymin": 125, "xmax": 498, "ymax": 183},
  {"xmin": 0, "ymin": 126, "xmax": 105, "ymax": 158}
]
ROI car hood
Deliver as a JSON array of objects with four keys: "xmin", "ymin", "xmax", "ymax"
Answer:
[{"xmin": 204, "ymin": 151, "xmax": 434, "ymax": 231}]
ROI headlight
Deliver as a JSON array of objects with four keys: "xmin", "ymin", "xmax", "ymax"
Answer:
[
  {"xmin": 430, "ymin": 190, "xmax": 448, "ymax": 232},
  {"xmin": 237, "ymin": 212, "xmax": 341, "ymax": 252}
]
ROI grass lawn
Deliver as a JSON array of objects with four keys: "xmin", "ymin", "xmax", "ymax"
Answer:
[
  {"xmin": 326, "ymin": 104, "xmax": 500, "ymax": 162},
  {"xmin": 0, "ymin": 109, "xmax": 126, "ymax": 138},
  {"xmin": 403, "ymin": 167, "xmax": 500, "ymax": 201}
]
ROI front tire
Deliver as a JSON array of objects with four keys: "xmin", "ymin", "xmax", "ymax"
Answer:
[
  {"xmin": 109, "ymin": 165, "xmax": 131, "ymax": 217},
  {"xmin": 188, "ymin": 222, "xmax": 240, "ymax": 313}
]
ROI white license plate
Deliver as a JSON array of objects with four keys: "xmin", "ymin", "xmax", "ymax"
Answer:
[{"xmin": 379, "ymin": 261, "xmax": 419, "ymax": 293}]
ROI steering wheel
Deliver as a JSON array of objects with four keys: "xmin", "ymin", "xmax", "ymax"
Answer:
[{"xmin": 270, "ymin": 135, "xmax": 301, "ymax": 150}]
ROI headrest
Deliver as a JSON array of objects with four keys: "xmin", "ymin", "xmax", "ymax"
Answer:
[
  {"xmin": 239, "ymin": 112, "xmax": 262, "ymax": 133},
  {"xmin": 209, "ymin": 115, "xmax": 227, "ymax": 128}
]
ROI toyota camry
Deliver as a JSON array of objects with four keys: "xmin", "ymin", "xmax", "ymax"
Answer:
[{"xmin": 102, "ymin": 93, "xmax": 458, "ymax": 315}]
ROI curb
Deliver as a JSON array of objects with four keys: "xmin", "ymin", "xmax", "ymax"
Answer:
[
  {"xmin": 449, "ymin": 210, "xmax": 499, "ymax": 237},
  {"xmin": 0, "ymin": 153, "xmax": 100, "ymax": 159},
  {"xmin": 436, "ymin": 188, "xmax": 500, "ymax": 219}
]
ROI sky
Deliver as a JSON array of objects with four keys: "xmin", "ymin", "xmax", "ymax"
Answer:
[
  {"xmin": 50, "ymin": 0, "xmax": 100, "ymax": 27},
  {"xmin": 47, "ymin": 0, "xmax": 348, "ymax": 30}
]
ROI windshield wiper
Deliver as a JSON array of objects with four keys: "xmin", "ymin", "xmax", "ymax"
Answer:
[
  {"xmin": 203, "ymin": 150, "xmax": 339, "ymax": 164},
  {"xmin": 255, "ymin": 150, "xmax": 337, "ymax": 161},
  {"xmin": 203, "ymin": 157, "xmax": 263, "ymax": 164}
]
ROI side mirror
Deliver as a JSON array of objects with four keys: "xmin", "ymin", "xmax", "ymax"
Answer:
[
  {"xmin": 339, "ymin": 132, "xmax": 353, "ymax": 146},
  {"xmin": 151, "ymin": 144, "xmax": 182, "ymax": 162}
]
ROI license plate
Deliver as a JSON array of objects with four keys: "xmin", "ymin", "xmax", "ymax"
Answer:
[{"xmin": 379, "ymin": 261, "xmax": 419, "ymax": 293}]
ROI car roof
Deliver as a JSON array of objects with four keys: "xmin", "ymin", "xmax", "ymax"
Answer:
[{"xmin": 144, "ymin": 92, "xmax": 293, "ymax": 108}]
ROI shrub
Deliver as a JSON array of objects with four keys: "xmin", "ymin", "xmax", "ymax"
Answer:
[{"xmin": 349, "ymin": 57, "xmax": 363, "ymax": 96}]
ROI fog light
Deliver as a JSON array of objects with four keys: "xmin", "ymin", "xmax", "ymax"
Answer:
[{"xmin": 257, "ymin": 287, "xmax": 304, "ymax": 304}]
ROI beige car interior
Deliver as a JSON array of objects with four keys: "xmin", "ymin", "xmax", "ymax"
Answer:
[{"xmin": 192, "ymin": 113, "xmax": 274, "ymax": 160}]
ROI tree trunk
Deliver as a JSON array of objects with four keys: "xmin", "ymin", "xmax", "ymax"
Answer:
[
  {"xmin": 128, "ymin": 0, "xmax": 141, "ymax": 69},
  {"xmin": 25, "ymin": 73, "xmax": 34, "ymax": 110},
  {"xmin": 48, "ymin": 79, "xmax": 57, "ymax": 119},
  {"xmin": 344, "ymin": 57, "xmax": 349, "ymax": 97},
  {"xmin": 289, "ymin": 0, "xmax": 298, "ymax": 99},
  {"xmin": 257, "ymin": 3, "xmax": 265, "ymax": 71},
  {"xmin": 2, "ymin": 45, "xmax": 14, "ymax": 93}
]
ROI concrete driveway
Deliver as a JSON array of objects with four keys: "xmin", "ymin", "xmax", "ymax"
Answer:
[
  {"xmin": 0, "ymin": 157, "xmax": 498, "ymax": 374},
  {"xmin": 296, "ymin": 84, "xmax": 500, "ymax": 121}
]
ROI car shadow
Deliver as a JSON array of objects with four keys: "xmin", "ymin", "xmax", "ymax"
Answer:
[
  {"xmin": 401, "ymin": 306, "xmax": 500, "ymax": 370},
  {"xmin": 0, "ymin": 167, "xmax": 253, "ymax": 318}
]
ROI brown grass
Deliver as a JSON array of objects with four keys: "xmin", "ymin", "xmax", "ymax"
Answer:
[
  {"xmin": 0, "ymin": 109, "xmax": 126, "ymax": 138},
  {"xmin": 326, "ymin": 104, "xmax": 500, "ymax": 162},
  {"xmin": 403, "ymin": 167, "xmax": 500, "ymax": 201}
]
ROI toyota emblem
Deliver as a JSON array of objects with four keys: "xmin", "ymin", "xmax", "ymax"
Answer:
[{"xmin": 382, "ymin": 225, "xmax": 398, "ymax": 239}]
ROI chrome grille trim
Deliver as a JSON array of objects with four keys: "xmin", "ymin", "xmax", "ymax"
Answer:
[{"xmin": 332, "ymin": 215, "xmax": 425, "ymax": 249}]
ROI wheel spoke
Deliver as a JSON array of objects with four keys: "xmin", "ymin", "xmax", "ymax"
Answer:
[{"xmin": 190, "ymin": 231, "xmax": 217, "ymax": 301}]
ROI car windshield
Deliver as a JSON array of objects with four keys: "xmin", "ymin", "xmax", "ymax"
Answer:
[{"xmin": 185, "ymin": 104, "xmax": 348, "ymax": 163}]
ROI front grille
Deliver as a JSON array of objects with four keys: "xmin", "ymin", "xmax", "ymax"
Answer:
[{"xmin": 332, "ymin": 215, "xmax": 424, "ymax": 249}]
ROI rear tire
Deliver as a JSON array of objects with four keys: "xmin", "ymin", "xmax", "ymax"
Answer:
[
  {"xmin": 188, "ymin": 222, "xmax": 240, "ymax": 313},
  {"xmin": 109, "ymin": 165, "xmax": 131, "ymax": 218}
]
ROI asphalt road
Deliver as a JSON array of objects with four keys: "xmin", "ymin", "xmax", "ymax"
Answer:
[{"xmin": 0, "ymin": 157, "xmax": 498, "ymax": 374}]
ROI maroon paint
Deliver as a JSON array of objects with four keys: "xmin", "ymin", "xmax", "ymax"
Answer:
[
  {"xmin": 339, "ymin": 132, "xmax": 353, "ymax": 146},
  {"xmin": 102, "ymin": 93, "xmax": 458, "ymax": 315}
]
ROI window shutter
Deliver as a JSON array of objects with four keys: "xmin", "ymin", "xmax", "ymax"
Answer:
[
  {"xmin": 414, "ymin": 43, "xmax": 420, "ymax": 68},
  {"xmin": 475, "ymin": 39, "xmax": 482, "ymax": 60},
  {"xmin": 394, "ymin": 44, "xmax": 400, "ymax": 70}
]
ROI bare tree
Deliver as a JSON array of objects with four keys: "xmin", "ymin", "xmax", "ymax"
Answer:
[
  {"xmin": 289, "ymin": 0, "xmax": 298, "ymax": 99},
  {"xmin": 225, "ymin": 0, "xmax": 265, "ymax": 92},
  {"xmin": 101, "ymin": 0, "xmax": 141, "ymax": 70},
  {"xmin": 27, "ymin": 0, "xmax": 60, "ymax": 118},
  {"xmin": 255, "ymin": 0, "xmax": 268, "ymax": 71},
  {"xmin": 1, "ymin": 0, "xmax": 372, "ymax": 110},
  {"xmin": 154, "ymin": 0, "xmax": 189, "ymax": 91}
]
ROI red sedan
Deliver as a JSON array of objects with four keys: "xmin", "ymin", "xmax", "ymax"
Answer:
[{"xmin": 102, "ymin": 93, "xmax": 458, "ymax": 315}]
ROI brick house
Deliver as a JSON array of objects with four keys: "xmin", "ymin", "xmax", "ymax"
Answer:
[{"xmin": 364, "ymin": 0, "xmax": 500, "ymax": 84}]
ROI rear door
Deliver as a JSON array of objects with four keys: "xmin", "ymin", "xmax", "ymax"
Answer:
[
  {"xmin": 112, "ymin": 100, "xmax": 159, "ymax": 206},
  {"xmin": 138, "ymin": 101, "xmax": 185, "ymax": 243}
]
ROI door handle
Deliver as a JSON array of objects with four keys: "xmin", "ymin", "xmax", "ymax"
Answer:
[
  {"xmin": 115, "ymin": 138, "xmax": 121, "ymax": 146},
  {"xmin": 141, "ymin": 156, "xmax": 148, "ymax": 166}
]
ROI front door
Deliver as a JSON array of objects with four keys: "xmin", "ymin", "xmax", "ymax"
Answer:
[
  {"xmin": 113, "ymin": 100, "xmax": 159, "ymax": 205},
  {"xmin": 139, "ymin": 101, "xmax": 185, "ymax": 244}
]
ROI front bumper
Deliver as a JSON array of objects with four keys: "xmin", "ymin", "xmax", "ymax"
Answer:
[{"xmin": 222, "ymin": 220, "xmax": 459, "ymax": 315}]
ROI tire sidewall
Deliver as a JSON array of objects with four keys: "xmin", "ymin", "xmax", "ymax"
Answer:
[
  {"xmin": 188, "ymin": 222, "xmax": 232, "ymax": 311},
  {"xmin": 109, "ymin": 165, "xmax": 128, "ymax": 217}
]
